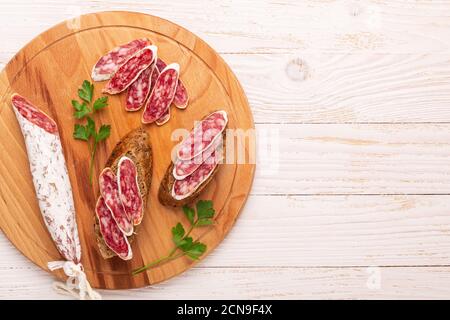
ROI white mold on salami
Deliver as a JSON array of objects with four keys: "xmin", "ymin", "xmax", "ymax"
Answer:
[
  {"xmin": 95, "ymin": 196, "xmax": 132, "ymax": 260},
  {"xmin": 125, "ymin": 64, "xmax": 154, "ymax": 112},
  {"xmin": 142, "ymin": 63, "xmax": 180, "ymax": 124},
  {"xmin": 91, "ymin": 38, "xmax": 150, "ymax": 82},
  {"xmin": 11, "ymin": 94, "xmax": 81, "ymax": 263},
  {"xmin": 103, "ymin": 45, "xmax": 157, "ymax": 95},
  {"xmin": 156, "ymin": 58, "xmax": 189, "ymax": 109},
  {"xmin": 171, "ymin": 150, "xmax": 222, "ymax": 200},
  {"xmin": 117, "ymin": 156, "xmax": 143, "ymax": 226},
  {"xmin": 173, "ymin": 135, "xmax": 223, "ymax": 180},
  {"xmin": 177, "ymin": 110, "xmax": 228, "ymax": 161},
  {"xmin": 99, "ymin": 167, "xmax": 134, "ymax": 236}
]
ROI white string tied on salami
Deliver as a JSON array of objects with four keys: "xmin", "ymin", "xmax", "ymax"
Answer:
[{"xmin": 48, "ymin": 261, "xmax": 101, "ymax": 300}]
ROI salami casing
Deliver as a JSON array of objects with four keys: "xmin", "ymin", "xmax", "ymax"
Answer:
[
  {"xmin": 177, "ymin": 110, "xmax": 228, "ymax": 161},
  {"xmin": 156, "ymin": 58, "xmax": 189, "ymax": 109},
  {"xmin": 12, "ymin": 94, "xmax": 100, "ymax": 299},
  {"xmin": 142, "ymin": 63, "xmax": 179, "ymax": 124},
  {"xmin": 95, "ymin": 196, "xmax": 132, "ymax": 260},
  {"xmin": 99, "ymin": 168, "xmax": 133, "ymax": 236},
  {"xmin": 117, "ymin": 156, "xmax": 143, "ymax": 226},
  {"xmin": 91, "ymin": 38, "xmax": 150, "ymax": 81},
  {"xmin": 125, "ymin": 65, "xmax": 154, "ymax": 111},
  {"xmin": 173, "ymin": 135, "xmax": 223, "ymax": 180},
  {"xmin": 11, "ymin": 94, "xmax": 80, "ymax": 261},
  {"xmin": 171, "ymin": 150, "xmax": 222, "ymax": 200},
  {"xmin": 103, "ymin": 45, "xmax": 157, "ymax": 95}
]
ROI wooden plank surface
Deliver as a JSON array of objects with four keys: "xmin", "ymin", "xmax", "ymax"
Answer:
[
  {"xmin": 252, "ymin": 123, "xmax": 450, "ymax": 195},
  {"xmin": 2, "ymin": 0, "xmax": 450, "ymax": 299},
  {"xmin": 2, "ymin": 234, "xmax": 450, "ymax": 300}
]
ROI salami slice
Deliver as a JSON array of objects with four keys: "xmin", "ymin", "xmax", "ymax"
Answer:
[
  {"xmin": 91, "ymin": 38, "xmax": 150, "ymax": 81},
  {"xmin": 117, "ymin": 156, "xmax": 143, "ymax": 226},
  {"xmin": 155, "ymin": 58, "xmax": 167, "ymax": 71},
  {"xmin": 99, "ymin": 168, "xmax": 133, "ymax": 236},
  {"xmin": 155, "ymin": 107, "xmax": 171, "ymax": 126},
  {"xmin": 171, "ymin": 150, "xmax": 222, "ymax": 200},
  {"xmin": 177, "ymin": 110, "xmax": 228, "ymax": 161},
  {"xmin": 11, "ymin": 94, "xmax": 80, "ymax": 262},
  {"xmin": 173, "ymin": 135, "xmax": 223, "ymax": 180},
  {"xmin": 103, "ymin": 45, "xmax": 157, "ymax": 95},
  {"xmin": 156, "ymin": 58, "xmax": 189, "ymax": 109},
  {"xmin": 141, "ymin": 63, "xmax": 179, "ymax": 124},
  {"xmin": 95, "ymin": 196, "xmax": 132, "ymax": 260},
  {"xmin": 125, "ymin": 65, "xmax": 154, "ymax": 111},
  {"xmin": 150, "ymin": 64, "xmax": 160, "ymax": 88},
  {"xmin": 173, "ymin": 80, "xmax": 189, "ymax": 109},
  {"xmin": 11, "ymin": 94, "xmax": 58, "ymax": 134}
]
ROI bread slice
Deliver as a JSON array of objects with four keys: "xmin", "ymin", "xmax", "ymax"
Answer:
[
  {"xmin": 158, "ymin": 132, "xmax": 225, "ymax": 207},
  {"xmin": 94, "ymin": 127, "xmax": 152, "ymax": 259}
]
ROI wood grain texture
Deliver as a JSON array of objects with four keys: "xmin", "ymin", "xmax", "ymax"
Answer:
[
  {"xmin": 2, "ymin": 2, "xmax": 450, "ymax": 123},
  {"xmin": 223, "ymin": 53, "xmax": 450, "ymax": 123},
  {"xmin": 1, "ymin": 0, "xmax": 450, "ymax": 55},
  {"xmin": 2, "ymin": 233, "xmax": 450, "ymax": 299},
  {"xmin": 0, "ymin": 11, "xmax": 255, "ymax": 289},
  {"xmin": 252, "ymin": 123, "xmax": 450, "ymax": 195},
  {"xmin": 2, "ymin": 0, "xmax": 450, "ymax": 299}
]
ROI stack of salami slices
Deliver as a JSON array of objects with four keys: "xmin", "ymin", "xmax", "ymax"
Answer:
[
  {"xmin": 94, "ymin": 128, "xmax": 152, "ymax": 260},
  {"xmin": 159, "ymin": 110, "xmax": 228, "ymax": 207},
  {"xmin": 91, "ymin": 38, "xmax": 189, "ymax": 125}
]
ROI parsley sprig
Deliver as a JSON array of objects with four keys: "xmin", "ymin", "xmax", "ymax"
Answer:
[
  {"xmin": 72, "ymin": 80, "xmax": 111, "ymax": 184},
  {"xmin": 132, "ymin": 200, "xmax": 215, "ymax": 275}
]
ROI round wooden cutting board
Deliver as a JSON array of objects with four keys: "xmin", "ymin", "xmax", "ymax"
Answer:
[{"xmin": 0, "ymin": 11, "xmax": 255, "ymax": 289}]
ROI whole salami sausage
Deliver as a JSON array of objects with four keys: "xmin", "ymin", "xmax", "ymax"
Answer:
[
  {"xmin": 125, "ymin": 64, "xmax": 154, "ymax": 111},
  {"xmin": 11, "ymin": 93, "xmax": 100, "ymax": 300},
  {"xmin": 156, "ymin": 58, "xmax": 189, "ymax": 109},
  {"xmin": 91, "ymin": 38, "xmax": 151, "ymax": 81},
  {"xmin": 99, "ymin": 168, "xmax": 134, "ymax": 236},
  {"xmin": 95, "ymin": 196, "xmax": 132, "ymax": 260},
  {"xmin": 141, "ymin": 63, "xmax": 179, "ymax": 124},
  {"xmin": 177, "ymin": 110, "xmax": 228, "ymax": 161},
  {"xmin": 103, "ymin": 45, "xmax": 157, "ymax": 95}
]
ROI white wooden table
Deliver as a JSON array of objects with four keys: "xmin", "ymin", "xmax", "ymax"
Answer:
[{"xmin": 2, "ymin": 0, "xmax": 450, "ymax": 299}]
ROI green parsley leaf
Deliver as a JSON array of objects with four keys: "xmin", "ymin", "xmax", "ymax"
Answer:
[
  {"xmin": 196, "ymin": 218, "xmax": 214, "ymax": 226},
  {"xmin": 93, "ymin": 96, "xmax": 108, "ymax": 111},
  {"xmin": 73, "ymin": 124, "xmax": 89, "ymax": 141},
  {"xmin": 73, "ymin": 106, "xmax": 91, "ymax": 119},
  {"xmin": 95, "ymin": 124, "xmax": 111, "ymax": 142},
  {"xmin": 78, "ymin": 80, "xmax": 94, "ymax": 103},
  {"xmin": 171, "ymin": 223, "xmax": 185, "ymax": 246},
  {"xmin": 196, "ymin": 200, "xmax": 215, "ymax": 220},
  {"xmin": 182, "ymin": 205, "xmax": 195, "ymax": 225},
  {"xmin": 71, "ymin": 100, "xmax": 84, "ymax": 111},
  {"xmin": 131, "ymin": 200, "xmax": 215, "ymax": 275},
  {"xmin": 86, "ymin": 116, "xmax": 96, "ymax": 139},
  {"xmin": 179, "ymin": 236, "xmax": 193, "ymax": 251},
  {"xmin": 185, "ymin": 242, "xmax": 207, "ymax": 260}
]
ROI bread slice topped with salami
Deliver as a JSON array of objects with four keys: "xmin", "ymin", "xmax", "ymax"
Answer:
[
  {"xmin": 159, "ymin": 110, "xmax": 228, "ymax": 207},
  {"xmin": 94, "ymin": 127, "xmax": 152, "ymax": 260}
]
